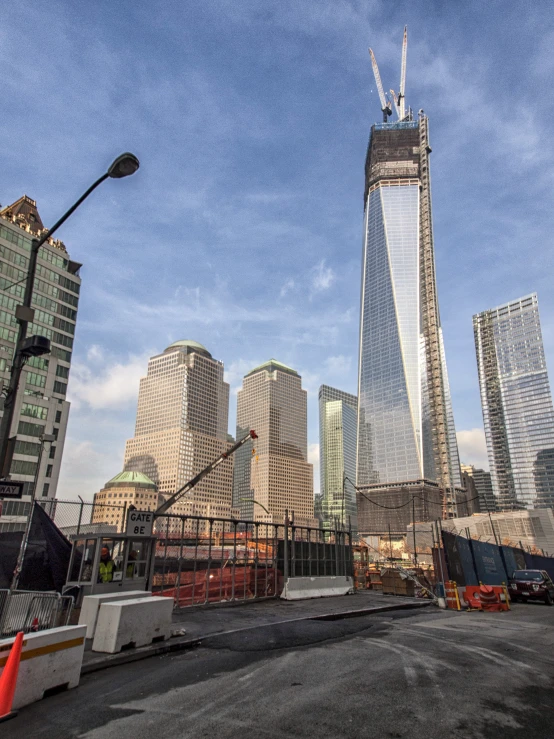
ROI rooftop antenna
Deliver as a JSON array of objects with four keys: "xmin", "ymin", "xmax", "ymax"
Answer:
[
  {"xmin": 369, "ymin": 48, "xmax": 392, "ymax": 122},
  {"xmin": 398, "ymin": 25, "xmax": 408, "ymax": 120}
]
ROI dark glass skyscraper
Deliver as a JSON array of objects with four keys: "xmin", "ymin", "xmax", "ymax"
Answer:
[{"xmin": 356, "ymin": 113, "xmax": 461, "ymax": 533}]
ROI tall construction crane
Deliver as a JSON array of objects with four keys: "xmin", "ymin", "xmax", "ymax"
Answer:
[
  {"xmin": 389, "ymin": 89, "xmax": 401, "ymax": 120},
  {"xmin": 369, "ymin": 48, "xmax": 392, "ymax": 122},
  {"xmin": 398, "ymin": 25, "xmax": 408, "ymax": 120},
  {"xmin": 155, "ymin": 429, "xmax": 258, "ymax": 515}
]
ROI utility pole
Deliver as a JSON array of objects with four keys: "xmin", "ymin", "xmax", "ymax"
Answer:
[
  {"xmin": 412, "ymin": 495, "xmax": 418, "ymax": 566},
  {"xmin": 388, "ymin": 523, "xmax": 393, "ymax": 563}
]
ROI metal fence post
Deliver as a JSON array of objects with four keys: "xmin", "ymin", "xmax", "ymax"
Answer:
[
  {"xmin": 76, "ymin": 501, "xmax": 83, "ymax": 536},
  {"xmin": 283, "ymin": 509, "xmax": 289, "ymax": 582}
]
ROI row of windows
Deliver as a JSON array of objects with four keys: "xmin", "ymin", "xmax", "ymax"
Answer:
[
  {"xmin": 26, "ymin": 372, "xmax": 46, "ymax": 389},
  {"xmin": 0, "ymin": 223, "xmax": 70, "ymax": 270},
  {"xmin": 0, "ymin": 326, "xmax": 15, "ymax": 343},
  {"xmin": 35, "ymin": 263, "xmax": 80, "ymax": 295},
  {"xmin": 27, "ymin": 322, "xmax": 73, "ymax": 348},
  {"xmin": 34, "ymin": 277, "xmax": 79, "ymax": 308},
  {"xmin": 27, "ymin": 355, "xmax": 49, "ymax": 370},
  {"xmin": 0, "ymin": 242, "xmax": 27, "ymax": 269},
  {"xmin": 54, "ymin": 316, "xmax": 75, "ymax": 335},
  {"xmin": 21, "ymin": 403, "xmax": 48, "ymax": 420},
  {"xmin": 53, "ymin": 380, "xmax": 67, "ymax": 396},
  {"xmin": 14, "ymin": 439, "xmax": 41, "ymax": 457},
  {"xmin": 18, "ymin": 420, "xmax": 45, "ymax": 437},
  {"xmin": 0, "ymin": 309, "xmax": 16, "ymax": 328},
  {"xmin": 50, "ymin": 345, "xmax": 71, "ymax": 363}
]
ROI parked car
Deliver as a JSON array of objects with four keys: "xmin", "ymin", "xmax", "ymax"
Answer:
[{"xmin": 509, "ymin": 570, "xmax": 554, "ymax": 605}]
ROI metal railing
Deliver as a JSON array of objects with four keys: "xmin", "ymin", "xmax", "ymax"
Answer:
[
  {"xmin": 153, "ymin": 512, "xmax": 353, "ymax": 609},
  {"xmin": 0, "ymin": 589, "xmax": 74, "ymax": 636}
]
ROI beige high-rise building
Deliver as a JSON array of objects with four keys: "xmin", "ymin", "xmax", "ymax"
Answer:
[
  {"xmin": 124, "ymin": 340, "xmax": 234, "ymax": 519},
  {"xmin": 233, "ymin": 360, "xmax": 315, "ymax": 526}
]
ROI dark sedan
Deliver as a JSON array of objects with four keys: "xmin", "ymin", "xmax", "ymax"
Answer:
[{"xmin": 509, "ymin": 569, "xmax": 554, "ymax": 605}]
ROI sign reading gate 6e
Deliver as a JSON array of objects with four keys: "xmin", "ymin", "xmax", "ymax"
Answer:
[{"xmin": 125, "ymin": 510, "xmax": 154, "ymax": 537}]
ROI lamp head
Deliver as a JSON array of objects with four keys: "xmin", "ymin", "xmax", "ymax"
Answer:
[{"xmin": 108, "ymin": 152, "xmax": 140, "ymax": 179}]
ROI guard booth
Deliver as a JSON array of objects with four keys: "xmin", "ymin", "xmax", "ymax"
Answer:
[{"xmin": 63, "ymin": 510, "xmax": 156, "ymax": 606}]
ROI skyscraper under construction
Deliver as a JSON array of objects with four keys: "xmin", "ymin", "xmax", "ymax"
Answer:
[{"xmin": 356, "ymin": 29, "xmax": 464, "ymax": 536}]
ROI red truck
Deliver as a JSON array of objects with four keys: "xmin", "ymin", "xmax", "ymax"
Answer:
[{"xmin": 509, "ymin": 569, "xmax": 554, "ymax": 605}]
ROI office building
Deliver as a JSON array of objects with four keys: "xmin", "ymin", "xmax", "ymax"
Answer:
[
  {"xmin": 474, "ymin": 293, "xmax": 554, "ymax": 510},
  {"xmin": 92, "ymin": 470, "xmax": 159, "ymax": 533},
  {"xmin": 318, "ymin": 385, "xmax": 357, "ymax": 529},
  {"xmin": 460, "ymin": 464, "xmax": 495, "ymax": 513},
  {"xmin": 0, "ymin": 196, "xmax": 80, "ymax": 532},
  {"xmin": 233, "ymin": 360, "xmax": 315, "ymax": 525},
  {"xmin": 124, "ymin": 340, "xmax": 235, "ymax": 519},
  {"xmin": 356, "ymin": 37, "xmax": 462, "ymax": 536}
]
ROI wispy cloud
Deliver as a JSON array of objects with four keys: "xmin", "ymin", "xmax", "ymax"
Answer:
[{"xmin": 311, "ymin": 259, "xmax": 336, "ymax": 293}]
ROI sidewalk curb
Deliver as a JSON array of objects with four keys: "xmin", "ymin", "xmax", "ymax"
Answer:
[{"xmin": 81, "ymin": 599, "xmax": 432, "ymax": 676}]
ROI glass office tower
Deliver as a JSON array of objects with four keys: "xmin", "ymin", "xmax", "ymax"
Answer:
[
  {"xmin": 474, "ymin": 293, "xmax": 554, "ymax": 509},
  {"xmin": 0, "ymin": 196, "xmax": 80, "ymax": 532},
  {"xmin": 356, "ymin": 116, "xmax": 461, "ymax": 532},
  {"xmin": 318, "ymin": 385, "xmax": 357, "ymax": 530}
]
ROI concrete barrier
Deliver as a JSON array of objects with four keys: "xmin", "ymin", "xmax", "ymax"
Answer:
[
  {"xmin": 79, "ymin": 591, "xmax": 151, "ymax": 640},
  {"xmin": 281, "ymin": 576, "xmax": 354, "ymax": 600},
  {"xmin": 92, "ymin": 597, "xmax": 173, "ymax": 654},
  {"xmin": 0, "ymin": 625, "xmax": 86, "ymax": 710}
]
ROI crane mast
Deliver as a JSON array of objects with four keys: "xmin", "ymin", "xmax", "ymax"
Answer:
[
  {"xmin": 399, "ymin": 25, "xmax": 408, "ymax": 120},
  {"xmin": 155, "ymin": 429, "xmax": 258, "ymax": 515},
  {"xmin": 369, "ymin": 48, "xmax": 392, "ymax": 122}
]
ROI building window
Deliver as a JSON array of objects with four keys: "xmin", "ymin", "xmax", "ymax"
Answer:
[
  {"xmin": 55, "ymin": 410, "xmax": 62, "ymax": 424},
  {"xmin": 42, "ymin": 483, "xmax": 50, "ymax": 497},
  {"xmin": 49, "ymin": 445, "xmax": 56, "ymax": 459},
  {"xmin": 46, "ymin": 464, "xmax": 53, "ymax": 478}
]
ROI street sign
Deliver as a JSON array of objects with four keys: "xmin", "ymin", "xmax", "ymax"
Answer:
[
  {"xmin": 125, "ymin": 509, "xmax": 154, "ymax": 537},
  {"xmin": 0, "ymin": 480, "xmax": 23, "ymax": 499}
]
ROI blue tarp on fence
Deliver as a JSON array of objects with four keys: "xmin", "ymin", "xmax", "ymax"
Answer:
[
  {"xmin": 470, "ymin": 540, "xmax": 508, "ymax": 585},
  {"xmin": 442, "ymin": 531, "xmax": 478, "ymax": 586}
]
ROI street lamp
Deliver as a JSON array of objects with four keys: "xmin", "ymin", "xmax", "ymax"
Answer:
[{"xmin": 0, "ymin": 153, "xmax": 139, "ymax": 479}]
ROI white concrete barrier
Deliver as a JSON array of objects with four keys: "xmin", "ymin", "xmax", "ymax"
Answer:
[
  {"xmin": 92, "ymin": 596, "xmax": 173, "ymax": 654},
  {"xmin": 281, "ymin": 576, "xmax": 354, "ymax": 600},
  {"xmin": 79, "ymin": 591, "xmax": 151, "ymax": 640},
  {"xmin": 0, "ymin": 625, "xmax": 86, "ymax": 710}
]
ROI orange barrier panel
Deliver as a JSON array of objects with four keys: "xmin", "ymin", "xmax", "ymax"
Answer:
[
  {"xmin": 463, "ymin": 584, "xmax": 509, "ymax": 612},
  {"xmin": 445, "ymin": 581, "xmax": 461, "ymax": 610}
]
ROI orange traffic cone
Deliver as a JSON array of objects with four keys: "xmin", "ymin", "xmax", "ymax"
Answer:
[{"xmin": 0, "ymin": 631, "xmax": 24, "ymax": 723}]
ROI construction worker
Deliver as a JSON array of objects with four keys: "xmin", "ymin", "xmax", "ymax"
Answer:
[
  {"xmin": 126, "ymin": 550, "xmax": 138, "ymax": 578},
  {"xmin": 98, "ymin": 546, "xmax": 116, "ymax": 583}
]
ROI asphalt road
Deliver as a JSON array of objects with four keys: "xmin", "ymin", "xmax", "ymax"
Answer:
[{"xmin": 9, "ymin": 602, "xmax": 554, "ymax": 739}]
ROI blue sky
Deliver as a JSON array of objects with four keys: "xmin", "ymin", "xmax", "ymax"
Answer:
[{"xmin": 2, "ymin": 1, "xmax": 554, "ymax": 499}]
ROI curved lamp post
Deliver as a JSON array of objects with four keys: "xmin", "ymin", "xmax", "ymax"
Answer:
[{"xmin": 3, "ymin": 153, "xmax": 139, "ymax": 590}]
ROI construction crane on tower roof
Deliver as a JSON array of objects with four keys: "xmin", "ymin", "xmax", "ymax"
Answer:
[
  {"xmin": 368, "ymin": 48, "xmax": 392, "ymax": 122},
  {"xmin": 399, "ymin": 25, "xmax": 408, "ymax": 120},
  {"xmin": 369, "ymin": 26, "xmax": 409, "ymax": 123},
  {"xmin": 389, "ymin": 89, "xmax": 400, "ymax": 120}
]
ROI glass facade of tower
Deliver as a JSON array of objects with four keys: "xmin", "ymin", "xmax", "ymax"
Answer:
[
  {"xmin": 357, "ymin": 119, "xmax": 461, "ymax": 506},
  {"xmin": 318, "ymin": 385, "xmax": 357, "ymax": 529},
  {"xmin": 0, "ymin": 197, "xmax": 79, "ymax": 532},
  {"xmin": 358, "ymin": 181, "xmax": 422, "ymax": 485},
  {"xmin": 474, "ymin": 293, "xmax": 554, "ymax": 509}
]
